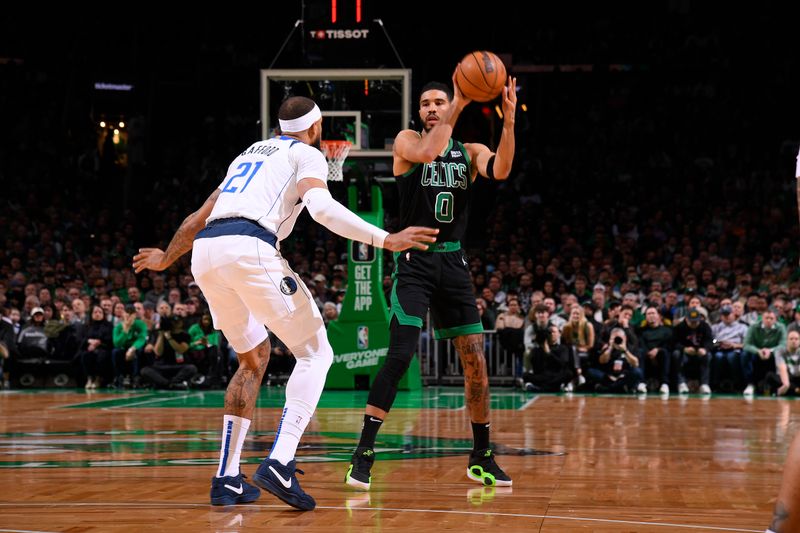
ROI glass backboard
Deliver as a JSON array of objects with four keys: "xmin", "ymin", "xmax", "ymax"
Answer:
[{"xmin": 261, "ymin": 69, "xmax": 411, "ymax": 158}]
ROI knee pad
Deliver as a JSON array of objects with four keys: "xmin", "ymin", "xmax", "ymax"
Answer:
[
  {"xmin": 367, "ymin": 323, "xmax": 420, "ymax": 412},
  {"xmin": 290, "ymin": 327, "xmax": 334, "ymax": 370}
]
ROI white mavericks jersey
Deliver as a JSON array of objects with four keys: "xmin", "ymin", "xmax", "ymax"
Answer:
[{"xmin": 207, "ymin": 135, "xmax": 329, "ymax": 243}]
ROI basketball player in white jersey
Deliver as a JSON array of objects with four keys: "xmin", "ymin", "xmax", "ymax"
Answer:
[
  {"xmin": 132, "ymin": 96, "xmax": 438, "ymax": 510},
  {"xmin": 764, "ymin": 146, "xmax": 800, "ymax": 533}
]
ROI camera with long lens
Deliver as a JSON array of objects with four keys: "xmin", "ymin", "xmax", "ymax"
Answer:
[
  {"xmin": 159, "ymin": 316, "xmax": 173, "ymax": 331},
  {"xmin": 534, "ymin": 326, "xmax": 549, "ymax": 345},
  {"xmin": 613, "ymin": 335, "xmax": 624, "ymax": 345}
]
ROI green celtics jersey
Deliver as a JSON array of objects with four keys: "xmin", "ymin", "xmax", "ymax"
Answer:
[{"xmin": 395, "ymin": 138, "xmax": 472, "ymax": 243}]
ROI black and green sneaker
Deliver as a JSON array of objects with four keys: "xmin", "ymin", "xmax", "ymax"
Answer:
[
  {"xmin": 467, "ymin": 448, "xmax": 512, "ymax": 487},
  {"xmin": 345, "ymin": 447, "xmax": 375, "ymax": 490}
]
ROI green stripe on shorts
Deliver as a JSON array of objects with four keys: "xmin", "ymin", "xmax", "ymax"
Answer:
[{"xmin": 434, "ymin": 323, "xmax": 484, "ymax": 340}]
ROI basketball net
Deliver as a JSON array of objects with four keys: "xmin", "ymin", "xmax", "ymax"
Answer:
[{"xmin": 320, "ymin": 140, "xmax": 351, "ymax": 182}]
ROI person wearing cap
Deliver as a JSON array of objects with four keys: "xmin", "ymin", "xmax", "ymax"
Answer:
[
  {"xmin": 132, "ymin": 94, "xmax": 439, "ymax": 509},
  {"xmin": 710, "ymin": 304, "xmax": 748, "ymax": 392},
  {"xmin": 742, "ymin": 308, "xmax": 787, "ymax": 396},
  {"xmin": 17, "ymin": 307, "xmax": 49, "ymax": 359},
  {"xmin": 672, "ymin": 307, "xmax": 714, "ymax": 395},
  {"xmin": 186, "ymin": 281, "xmax": 205, "ymax": 304}
]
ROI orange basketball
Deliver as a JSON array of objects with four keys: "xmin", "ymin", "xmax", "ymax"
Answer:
[{"xmin": 455, "ymin": 51, "xmax": 507, "ymax": 102}]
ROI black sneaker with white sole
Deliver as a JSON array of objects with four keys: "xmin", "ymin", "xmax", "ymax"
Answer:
[
  {"xmin": 344, "ymin": 446, "xmax": 375, "ymax": 490},
  {"xmin": 209, "ymin": 473, "xmax": 261, "ymax": 506},
  {"xmin": 253, "ymin": 458, "xmax": 315, "ymax": 511}
]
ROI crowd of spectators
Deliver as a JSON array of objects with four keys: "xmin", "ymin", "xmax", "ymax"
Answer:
[{"xmin": 1, "ymin": 6, "xmax": 799, "ymax": 395}]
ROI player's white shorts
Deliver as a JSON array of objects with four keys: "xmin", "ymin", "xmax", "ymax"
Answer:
[{"xmin": 191, "ymin": 232, "xmax": 324, "ymax": 354}]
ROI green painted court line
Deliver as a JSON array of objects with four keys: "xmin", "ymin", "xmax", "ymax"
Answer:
[{"xmin": 58, "ymin": 387, "xmax": 533, "ymax": 410}]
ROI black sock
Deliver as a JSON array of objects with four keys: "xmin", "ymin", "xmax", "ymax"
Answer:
[
  {"xmin": 357, "ymin": 414, "xmax": 383, "ymax": 449},
  {"xmin": 472, "ymin": 421, "xmax": 491, "ymax": 452}
]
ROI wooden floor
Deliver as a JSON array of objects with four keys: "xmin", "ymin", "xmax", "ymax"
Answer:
[{"xmin": 0, "ymin": 387, "xmax": 793, "ymax": 532}]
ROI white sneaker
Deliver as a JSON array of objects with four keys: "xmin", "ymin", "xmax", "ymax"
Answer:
[
  {"xmin": 699, "ymin": 384, "xmax": 711, "ymax": 395},
  {"xmin": 85, "ymin": 378, "xmax": 94, "ymax": 390},
  {"xmin": 564, "ymin": 382, "xmax": 573, "ymax": 392},
  {"xmin": 577, "ymin": 374, "xmax": 586, "ymax": 386},
  {"xmin": 636, "ymin": 382, "xmax": 648, "ymax": 394},
  {"xmin": 743, "ymin": 384, "xmax": 754, "ymax": 396},
  {"xmin": 678, "ymin": 383, "xmax": 689, "ymax": 394},
  {"xmin": 659, "ymin": 384, "xmax": 669, "ymax": 395}
]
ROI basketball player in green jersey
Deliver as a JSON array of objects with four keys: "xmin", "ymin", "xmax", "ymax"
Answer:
[{"xmin": 345, "ymin": 69, "xmax": 517, "ymax": 490}]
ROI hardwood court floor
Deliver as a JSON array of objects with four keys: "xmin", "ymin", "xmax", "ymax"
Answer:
[{"xmin": 0, "ymin": 387, "xmax": 793, "ymax": 532}]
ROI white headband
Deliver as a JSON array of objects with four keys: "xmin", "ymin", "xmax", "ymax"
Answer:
[{"xmin": 279, "ymin": 105, "xmax": 322, "ymax": 133}]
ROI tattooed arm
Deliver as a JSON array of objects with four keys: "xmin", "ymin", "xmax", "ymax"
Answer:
[
  {"xmin": 132, "ymin": 189, "xmax": 221, "ymax": 273},
  {"xmin": 453, "ymin": 334, "xmax": 490, "ymax": 423}
]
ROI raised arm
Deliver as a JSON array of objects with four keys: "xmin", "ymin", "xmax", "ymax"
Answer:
[
  {"xmin": 469, "ymin": 76, "xmax": 517, "ymax": 181},
  {"xmin": 133, "ymin": 189, "xmax": 220, "ymax": 273}
]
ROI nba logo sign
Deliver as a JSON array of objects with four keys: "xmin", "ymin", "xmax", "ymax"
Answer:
[
  {"xmin": 357, "ymin": 326, "xmax": 369, "ymax": 349},
  {"xmin": 350, "ymin": 240, "xmax": 374, "ymax": 263},
  {"xmin": 357, "ymin": 242, "xmax": 369, "ymax": 261}
]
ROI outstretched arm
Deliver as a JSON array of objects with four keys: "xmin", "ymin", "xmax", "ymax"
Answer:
[
  {"xmin": 298, "ymin": 178, "xmax": 438, "ymax": 252},
  {"xmin": 472, "ymin": 76, "xmax": 517, "ymax": 181},
  {"xmin": 132, "ymin": 189, "xmax": 220, "ymax": 273},
  {"xmin": 394, "ymin": 68, "xmax": 471, "ymax": 167}
]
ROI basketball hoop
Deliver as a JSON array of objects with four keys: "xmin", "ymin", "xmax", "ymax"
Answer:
[{"xmin": 320, "ymin": 140, "xmax": 351, "ymax": 182}]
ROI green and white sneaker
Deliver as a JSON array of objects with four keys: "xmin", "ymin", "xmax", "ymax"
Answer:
[
  {"xmin": 467, "ymin": 448, "xmax": 512, "ymax": 487},
  {"xmin": 345, "ymin": 447, "xmax": 375, "ymax": 490}
]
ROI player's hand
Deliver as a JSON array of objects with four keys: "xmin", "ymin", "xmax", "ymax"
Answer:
[
  {"xmin": 383, "ymin": 227, "xmax": 439, "ymax": 252},
  {"xmin": 451, "ymin": 67, "xmax": 472, "ymax": 109},
  {"xmin": 133, "ymin": 248, "xmax": 168, "ymax": 273},
  {"xmin": 502, "ymin": 76, "xmax": 517, "ymax": 123}
]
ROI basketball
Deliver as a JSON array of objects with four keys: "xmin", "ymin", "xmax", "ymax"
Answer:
[{"xmin": 455, "ymin": 51, "xmax": 507, "ymax": 102}]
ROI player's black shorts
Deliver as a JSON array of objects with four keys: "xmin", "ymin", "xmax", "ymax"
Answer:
[{"xmin": 389, "ymin": 242, "xmax": 483, "ymax": 339}]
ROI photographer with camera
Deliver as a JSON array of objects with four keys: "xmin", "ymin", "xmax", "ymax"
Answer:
[
  {"xmin": 140, "ymin": 311, "xmax": 198, "ymax": 390},
  {"xmin": 522, "ymin": 325, "xmax": 576, "ymax": 392},
  {"xmin": 523, "ymin": 303, "xmax": 553, "ymax": 376},
  {"xmin": 587, "ymin": 327, "xmax": 646, "ymax": 393}
]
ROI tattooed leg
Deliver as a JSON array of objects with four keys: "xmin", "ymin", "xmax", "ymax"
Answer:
[
  {"xmin": 769, "ymin": 432, "xmax": 800, "ymax": 532},
  {"xmin": 769, "ymin": 501, "xmax": 788, "ymax": 533},
  {"xmin": 453, "ymin": 334, "xmax": 490, "ymax": 423},
  {"xmin": 224, "ymin": 338, "xmax": 271, "ymax": 420}
]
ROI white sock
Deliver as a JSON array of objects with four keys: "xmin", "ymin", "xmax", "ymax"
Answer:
[
  {"xmin": 269, "ymin": 329, "xmax": 333, "ymax": 465},
  {"xmin": 268, "ymin": 401, "xmax": 313, "ymax": 465},
  {"xmin": 216, "ymin": 414, "xmax": 251, "ymax": 478}
]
